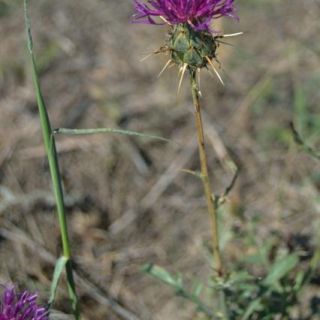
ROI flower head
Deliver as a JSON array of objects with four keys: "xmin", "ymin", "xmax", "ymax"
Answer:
[
  {"xmin": 134, "ymin": 0, "xmax": 237, "ymax": 31},
  {"xmin": 0, "ymin": 285, "xmax": 49, "ymax": 320}
]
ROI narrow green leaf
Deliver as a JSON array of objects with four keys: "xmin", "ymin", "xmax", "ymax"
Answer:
[
  {"xmin": 227, "ymin": 271, "xmax": 255, "ymax": 286},
  {"xmin": 293, "ymin": 270, "xmax": 305, "ymax": 293},
  {"xmin": 23, "ymin": 0, "xmax": 33, "ymax": 54},
  {"xmin": 193, "ymin": 283, "xmax": 204, "ymax": 297},
  {"xmin": 293, "ymin": 85, "xmax": 308, "ymax": 133},
  {"xmin": 176, "ymin": 273, "xmax": 183, "ymax": 289},
  {"xmin": 49, "ymin": 256, "xmax": 68, "ymax": 306},
  {"xmin": 263, "ymin": 254, "xmax": 299, "ymax": 286},
  {"xmin": 290, "ymin": 122, "xmax": 320, "ymax": 161},
  {"xmin": 142, "ymin": 264, "xmax": 216, "ymax": 318},
  {"xmin": 241, "ymin": 298, "xmax": 263, "ymax": 320},
  {"xmin": 142, "ymin": 263, "xmax": 180, "ymax": 288},
  {"xmin": 24, "ymin": 1, "xmax": 80, "ymax": 318},
  {"xmin": 54, "ymin": 128, "xmax": 173, "ymax": 144}
]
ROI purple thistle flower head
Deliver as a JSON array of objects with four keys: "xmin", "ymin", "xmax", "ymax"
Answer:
[
  {"xmin": 134, "ymin": 0, "xmax": 237, "ymax": 31},
  {"xmin": 0, "ymin": 285, "xmax": 49, "ymax": 320}
]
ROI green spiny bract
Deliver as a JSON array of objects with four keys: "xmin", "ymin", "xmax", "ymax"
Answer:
[{"xmin": 167, "ymin": 24, "xmax": 218, "ymax": 69}]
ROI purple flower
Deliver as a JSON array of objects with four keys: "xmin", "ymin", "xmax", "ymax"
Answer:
[
  {"xmin": 133, "ymin": 0, "xmax": 237, "ymax": 31},
  {"xmin": 0, "ymin": 285, "xmax": 49, "ymax": 320}
]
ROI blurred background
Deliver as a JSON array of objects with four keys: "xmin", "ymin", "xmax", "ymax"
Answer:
[{"xmin": 0, "ymin": 0, "xmax": 319, "ymax": 319}]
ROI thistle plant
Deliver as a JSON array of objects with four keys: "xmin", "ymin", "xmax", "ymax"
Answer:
[
  {"xmin": 133, "ymin": 2, "xmax": 243, "ymax": 319},
  {"xmin": 0, "ymin": 285, "xmax": 48, "ymax": 320},
  {"xmin": 134, "ymin": 0, "xmax": 239, "ymax": 278},
  {"xmin": 133, "ymin": 3, "xmax": 320, "ymax": 319}
]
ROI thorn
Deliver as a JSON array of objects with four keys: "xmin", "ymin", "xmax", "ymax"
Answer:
[
  {"xmin": 159, "ymin": 16, "xmax": 172, "ymax": 25},
  {"xmin": 140, "ymin": 46, "xmax": 170, "ymax": 62},
  {"xmin": 158, "ymin": 59, "xmax": 172, "ymax": 78},
  {"xmin": 140, "ymin": 52, "xmax": 155, "ymax": 62},
  {"xmin": 206, "ymin": 57, "xmax": 224, "ymax": 86},
  {"xmin": 177, "ymin": 63, "xmax": 187, "ymax": 94},
  {"xmin": 222, "ymin": 32, "xmax": 244, "ymax": 38}
]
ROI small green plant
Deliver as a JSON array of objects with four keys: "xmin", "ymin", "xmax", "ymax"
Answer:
[{"xmin": 144, "ymin": 225, "xmax": 320, "ymax": 319}]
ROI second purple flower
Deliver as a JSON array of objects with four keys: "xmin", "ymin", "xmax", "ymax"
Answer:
[{"xmin": 0, "ymin": 285, "xmax": 49, "ymax": 320}]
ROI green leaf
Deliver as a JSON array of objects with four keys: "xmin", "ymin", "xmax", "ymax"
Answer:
[
  {"xmin": 290, "ymin": 122, "xmax": 320, "ymax": 161},
  {"xmin": 263, "ymin": 254, "xmax": 299, "ymax": 287},
  {"xmin": 293, "ymin": 270, "xmax": 305, "ymax": 293},
  {"xmin": 142, "ymin": 263, "xmax": 181, "ymax": 288},
  {"xmin": 192, "ymin": 283, "xmax": 204, "ymax": 297},
  {"xmin": 49, "ymin": 256, "xmax": 68, "ymax": 306},
  {"xmin": 241, "ymin": 298, "xmax": 263, "ymax": 320},
  {"xmin": 142, "ymin": 264, "xmax": 216, "ymax": 318},
  {"xmin": 53, "ymin": 128, "xmax": 173, "ymax": 144},
  {"xmin": 228, "ymin": 271, "xmax": 256, "ymax": 286}
]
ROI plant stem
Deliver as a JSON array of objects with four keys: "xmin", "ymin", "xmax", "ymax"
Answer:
[
  {"xmin": 189, "ymin": 68, "xmax": 223, "ymax": 277},
  {"xmin": 32, "ymin": 59, "xmax": 80, "ymax": 319},
  {"xmin": 24, "ymin": 1, "xmax": 80, "ymax": 318},
  {"xmin": 32, "ymin": 57, "xmax": 80, "ymax": 320}
]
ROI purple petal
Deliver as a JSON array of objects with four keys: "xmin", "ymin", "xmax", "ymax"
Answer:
[
  {"xmin": 133, "ymin": 0, "xmax": 238, "ymax": 31},
  {"xmin": 0, "ymin": 285, "xmax": 49, "ymax": 320}
]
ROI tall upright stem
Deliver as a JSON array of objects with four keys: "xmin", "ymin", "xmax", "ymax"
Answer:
[
  {"xmin": 189, "ymin": 68, "xmax": 223, "ymax": 277},
  {"xmin": 24, "ymin": 1, "xmax": 80, "ymax": 318},
  {"xmin": 32, "ymin": 61, "xmax": 80, "ymax": 320},
  {"xmin": 31, "ymin": 57, "xmax": 80, "ymax": 319}
]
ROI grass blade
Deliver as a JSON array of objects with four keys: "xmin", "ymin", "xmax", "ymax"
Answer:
[
  {"xmin": 24, "ymin": 1, "xmax": 80, "ymax": 318},
  {"xmin": 290, "ymin": 122, "xmax": 320, "ymax": 161},
  {"xmin": 54, "ymin": 128, "xmax": 173, "ymax": 144},
  {"xmin": 49, "ymin": 256, "xmax": 68, "ymax": 307},
  {"xmin": 263, "ymin": 254, "xmax": 299, "ymax": 287}
]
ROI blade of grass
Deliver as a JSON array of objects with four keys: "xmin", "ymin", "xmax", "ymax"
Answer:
[
  {"xmin": 290, "ymin": 122, "xmax": 320, "ymax": 161},
  {"xmin": 23, "ymin": 1, "xmax": 80, "ymax": 318},
  {"xmin": 49, "ymin": 256, "xmax": 68, "ymax": 307},
  {"xmin": 54, "ymin": 127, "xmax": 173, "ymax": 144}
]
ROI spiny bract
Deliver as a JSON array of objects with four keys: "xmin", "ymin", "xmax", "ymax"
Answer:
[{"xmin": 168, "ymin": 23, "xmax": 217, "ymax": 68}]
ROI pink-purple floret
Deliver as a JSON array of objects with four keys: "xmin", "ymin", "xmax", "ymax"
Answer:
[
  {"xmin": 0, "ymin": 286, "xmax": 48, "ymax": 320},
  {"xmin": 134, "ymin": 0, "xmax": 237, "ymax": 31}
]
